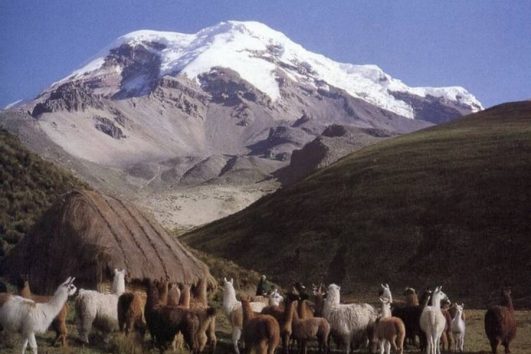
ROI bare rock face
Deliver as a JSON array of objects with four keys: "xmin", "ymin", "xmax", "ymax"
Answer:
[{"xmin": 31, "ymin": 82, "xmax": 104, "ymax": 117}]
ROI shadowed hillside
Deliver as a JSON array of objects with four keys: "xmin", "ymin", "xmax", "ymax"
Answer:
[
  {"xmin": 183, "ymin": 101, "xmax": 531, "ymax": 306},
  {"xmin": 0, "ymin": 129, "xmax": 85, "ymax": 256}
]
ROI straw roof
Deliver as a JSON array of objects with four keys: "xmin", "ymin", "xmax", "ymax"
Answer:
[{"xmin": 2, "ymin": 189, "xmax": 213, "ymax": 294}]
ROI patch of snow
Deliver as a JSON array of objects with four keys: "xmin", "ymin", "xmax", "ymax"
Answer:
[
  {"xmin": 59, "ymin": 20, "xmax": 482, "ymax": 118},
  {"xmin": 4, "ymin": 99, "xmax": 23, "ymax": 109}
]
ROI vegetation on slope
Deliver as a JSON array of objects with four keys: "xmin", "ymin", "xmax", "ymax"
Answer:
[
  {"xmin": 0, "ymin": 129, "xmax": 85, "ymax": 256},
  {"xmin": 183, "ymin": 101, "xmax": 531, "ymax": 306}
]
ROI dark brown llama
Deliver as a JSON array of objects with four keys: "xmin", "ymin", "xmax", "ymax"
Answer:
[{"xmin": 485, "ymin": 288, "xmax": 516, "ymax": 354}]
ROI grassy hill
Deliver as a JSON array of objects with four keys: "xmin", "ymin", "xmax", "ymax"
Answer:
[
  {"xmin": 182, "ymin": 101, "xmax": 531, "ymax": 306},
  {"xmin": 0, "ymin": 129, "xmax": 86, "ymax": 256}
]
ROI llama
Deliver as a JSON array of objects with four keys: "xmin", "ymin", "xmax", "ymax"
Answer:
[
  {"xmin": 0, "ymin": 277, "xmax": 76, "ymax": 354},
  {"xmin": 241, "ymin": 299, "xmax": 280, "ymax": 354},
  {"xmin": 222, "ymin": 277, "xmax": 269, "ymax": 354},
  {"xmin": 312, "ymin": 284, "xmax": 326, "ymax": 317},
  {"xmin": 178, "ymin": 281, "xmax": 217, "ymax": 354},
  {"xmin": 322, "ymin": 283, "xmax": 378, "ymax": 353},
  {"xmin": 144, "ymin": 278, "xmax": 203, "ymax": 353},
  {"xmin": 485, "ymin": 288, "xmax": 516, "ymax": 354},
  {"xmin": 420, "ymin": 286, "xmax": 448, "ymax": 354},
  {"xmin": 167, "ymin": 283, "xmax": 182, "ymax": 307},
  {"xmin": 404, "ymin": 288, "xmax": 419, "ymax": 307},
  {"xmin": 17, "ymin": 277, "xmax": 69, "ymax": 346},
  {"xmin": 451, "ymin": 303, "xmax": 465, "ymax": 352},
  {"xmin": 285, "ymin": 300, "xmax": 330, "ymax": 354},
  {"xmin": 75, "ymin": 268, "xmax": 126, "ymax": 343},
  {"xmin": 392, "ymin": 287, "xmax": 431, "ymax": 349},
  {"xmin": 117, "ymin": 291, "xmax": 146, "ymax": 340},
  {"xmin": 372, "ymin": 297, "xmax": 405, "ymax": 354},
  {"xmin": 440, "ymin": 298, "xmax": 454, "ymax": 352}
]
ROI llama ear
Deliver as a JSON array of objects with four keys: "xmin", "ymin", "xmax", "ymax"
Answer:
[
  {"xmin": 385, "ymin": 283, "xmax": 389, "ymax": 289},
  {"xmin": 230, "ymin": 278, "xmax": 233, "ymax": 284},
  {"xmin": 381, "ymin": 283, "xmax": 385, "ymax": 289},
  {"xmin": 223, "ymin": 277, "xmax": 227, "ymax": 283}
]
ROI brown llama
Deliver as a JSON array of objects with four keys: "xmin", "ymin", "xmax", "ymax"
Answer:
[
  {"xmin": 17, "ymin": 278, "xmax": 69, "ymax": 347},
  {"xmin": 373, "ymin": 298, "xmax": 405, "ymax": 354},
  {"xmin": 440, "ymin": 299, "xmax": 454, "ymax": 352},
  {"xmin": 485, "ymin": 288, "xmax": 517, "ymax": 354},
  {"xmin": 144, "ymin": 278, "xmax": 200, "ymax": 353},
  {"xmin": 118, "ymin": 291, "xmax": 146, "ymax": 340},
  {"xmin": 241, "ymin": 299, "xmax": 281, "ymax": 354},
  {"xmin": 179, "ymin": 282, "xmax": 217, "ymax": 353},
  {"xmin": 311, "ymin": 284, "xmax": 326, "ymax": 317},
  {"xmin": 285, "ymin": 300, "xmax": 330, "ymax": 354}
]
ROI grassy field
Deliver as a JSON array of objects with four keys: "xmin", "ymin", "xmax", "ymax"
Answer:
[{"xmin": 1, "ymin": 299, "xmax": 530, "ymax": 354}]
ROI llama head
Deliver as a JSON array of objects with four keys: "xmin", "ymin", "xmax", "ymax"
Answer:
[
  {"xmin": 403, "ymin": 287, "xmax": 416, "ymax": 296},
  {"xmin": 269, "ymin": 288, "xmax": 284, "ymax": 306},
  {"xmin": 326, "ymin": 283, "xmax": 341, "ymax": 304},
  {"xmin": 112, "ymin": 268, "xmax": 127, "ymax": 294},
  {"xmin": 57, "ymin": 277, "xmax": 77, "ymax": 296},
  {"xmin": 432, "ymin": 286, "xmax": 449, "ymax": 306},
  {"xmin": 379, "ymin": 283, "xmax": 392, "ymax": 303},
  {"xmin": 455, "ymin": 303, "xmax": 464, "ymax": 313}
]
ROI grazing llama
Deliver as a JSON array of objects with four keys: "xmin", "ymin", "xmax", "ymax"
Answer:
[
  {"xmin": 17, "ymin": 277, "xmax": 69, "ymax": 346},
  {"xmin": 0, "ymin": 277, "xmax": 76, "ymax": 354},
  {"xmin": 372, "ymin": 297, "xmax": 405, "ymax": 354},
  {"xmin": 241, "ymin": 299, "xmax": 280, "ymax": 354},
  {"xmin": 323, "ymin": 283, "xmax": 377, "ymax": 353},
  {"xmin": 222, "ymin": 277, "xmax": 268, "ymax": 354},
  {"xmin": 485, "ymin": 288, "xmax": 516, "ymax": 354},
  {"xmin": 284, "ymin": 300, "xmax": 330, "ymax": 354},
  {"xmin": 420, "ymin": 286, "xmax": 448, "ymax": 354},
  {"xmin": 451, "ymin": 303, "xmax": 466, "ymax": 352},
  {"xmin": 75, "ymin": 268, "xmax": 126, "ymax": 343}
]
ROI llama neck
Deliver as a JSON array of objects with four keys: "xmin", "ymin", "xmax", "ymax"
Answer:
[
  {"xmin": 241, "ymin": 300, "xmax": 254, "ymax": 324},
  {"xmin": 381, "ymin": 303, "xmax": 392, "ymax": 318},
  {"xmin": 146, "ymin": 284, "xmax": 160, "ymax": 311},
  {"xmin": 19, "ymin": 283, "xmax": 32, "ymax": 298},
  {"xmin": 179, "ymin": 285, "xmax": 191, "ymax": 308},
  {"xmin": 42, "ymin": 288, "xmax": 68, "ymax": 315},
  {"xmin": 504, "ymin": 293, "xmax": 514, "ymax": 312},
  {"xmin": 431, "ymin": 294, "xmax": 442, "ymax": 309},
  {"xmin": 223, "ymin": 285, "xmax": 238, "ymax": 312},
  {"xmin": 284, "ymin": 301, "xmax": 296, "ymax": 330},
  {"xmin": 112, "ymin": 275, "xmax": 125, "ymax": 295}
]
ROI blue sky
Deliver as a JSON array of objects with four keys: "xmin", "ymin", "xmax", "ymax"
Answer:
[{"xmin": 1, "ymin": 0, "xmax": 530, "ymax": 108}]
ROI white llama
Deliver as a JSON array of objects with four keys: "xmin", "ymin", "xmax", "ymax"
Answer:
[
  {"xmin": 75, "ymin": 268, "xmax": 126, "ymax": 343},
  {"xmin": 419, "ymin": 286, "xmax": 448, "ymax": 354},
  {"xmin": 0, "ymin": 277, "xmax": 76, "ymax": 354},
  {"xmin": 222, "ymin": 277, "xmax": 268, "ymax": 354},
  {"xmin": 451, "ymin": 303, "xmax": 466, "ymax": 352},
  {"xmin": 323, "ymin": 283, "xmax": 378, "ymax": 353}
]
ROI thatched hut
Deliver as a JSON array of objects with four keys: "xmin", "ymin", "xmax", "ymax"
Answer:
[{"xmin": 1, "ymin": 189, "xmax": 214, "ymax": 296}]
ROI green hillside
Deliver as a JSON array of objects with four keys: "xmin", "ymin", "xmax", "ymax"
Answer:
[
  {"xmin": 0, "ymin": 129, "xmax": 85, "ymax": 256},
  {"xmin": 183, "ymin": 101, "xmax": 531, "ymax": 306}
]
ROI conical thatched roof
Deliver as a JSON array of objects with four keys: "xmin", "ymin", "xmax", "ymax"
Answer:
[{"xmin": 2, "ymin": 189, "xmax": 213, "ymax": 294}]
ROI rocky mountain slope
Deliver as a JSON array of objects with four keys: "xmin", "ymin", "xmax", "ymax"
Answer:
[
  {"xmin": 2, "ymin": 21, "xmax": 482, "ymax": 229},
  {"xmin": 182, "ymin": 101, "xmax": 531, "ymax": 305}
]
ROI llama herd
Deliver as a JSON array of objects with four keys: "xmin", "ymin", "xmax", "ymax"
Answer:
[{"xmin": 0, "ymin": 274, "xmax": 519, "ymax": 354}]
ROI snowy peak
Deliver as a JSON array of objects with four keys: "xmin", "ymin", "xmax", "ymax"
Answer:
[{"xmin": 56, "ymin": 20, "xmax": 482, "ymax": 119}]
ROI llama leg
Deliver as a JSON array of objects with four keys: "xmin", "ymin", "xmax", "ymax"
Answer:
[
  {"xmin": 79, "ymin": 311, "xmax": 95, "ymax": 344},
  {"xmin": 233, "ymin": 327, "xmax": 242, "ymax": 354},
  {"xmin": 378, "ymin": 340, "xmax": 384, "ymax": 354},
  {"xmin": 21, "ymin": 337, "xmax": 29, "ymax": 354},
  {"xmin": 28, "ymin": 333, "xmax": 38, "ymax": 354},
  {"xmin": 502, "ymin": 340, "xmax": 511, "ymax": 354},
  {"xmin": 489, "ymin": 338, "xmax": 499, "ymax": 354},
  {"xmin": 385, "ymin": 340, "xmax": 392, "ymax": 354}
]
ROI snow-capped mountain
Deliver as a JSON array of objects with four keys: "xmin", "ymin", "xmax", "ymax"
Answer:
[
  {"xmin": 53, "ymin": 21, "xmax": 481, "ymax": 118},
  {"xmin": 1, "ymin": 20, "xmax": 483, "ymax": 229}
]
